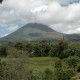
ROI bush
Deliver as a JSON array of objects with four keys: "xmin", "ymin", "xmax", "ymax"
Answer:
[
  {"xmin": 49, "ymin": 41, "xmax": 69, "ymax": 59},
  {"xmin": 66, "ymin": 56, "xmax": 80, "ymax": 69},
  {"xmin": 0, "ymin": 46, "xmax": 7, "ymax": 57},
  {"xmin": 71, "ymin": 73, "xmax": 80, "ymax": 80},
  {"xmin": 0, "ymin": 57, "xmax": 29, "ymax": 80},
  {"xmin": 54, "ymin": 68, "xmax": 75, "ymax": 80},
  {"xmin": 14, "ymin": 42, "xmax": 23, "ymax": 49},
  {"xmin": 26, "ymin": 69, "xmax": 37, "ymax": 80},
  {"xmin": 42, "ymin": 68, "xmax": 53, "ymax": 80},
  {"xmin": 54, "ymin": 58, "xmax": 62, "ymax": 69},
  {"xmin": 0, "ymin": 59, "xmax": 6, "ymax": 79}
]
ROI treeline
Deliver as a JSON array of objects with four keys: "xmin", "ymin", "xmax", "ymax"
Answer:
[
  {"xmin": 0, "ymin": 40, "xmax": 80, "ymax": 59},
  {"xmin": 11, "ymin": 40, "xmax": 80, "ymax": 59}
]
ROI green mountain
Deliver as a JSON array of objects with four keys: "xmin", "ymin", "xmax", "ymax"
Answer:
[
  {"xmin": 0, "ymin": 23, "xmax": 63, "ymax": 43},
  {"xmin": 65, "ymin": 34, "xmax": 80, "ymax": 41},
  {"xmin": 0, "ymin": 23, "xmax": 80, "ymax": 44}
]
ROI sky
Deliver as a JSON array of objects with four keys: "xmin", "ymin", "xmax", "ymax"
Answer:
[{"xmin": 0, "ymin": 0, "xmax": 80, "ymax": 37}]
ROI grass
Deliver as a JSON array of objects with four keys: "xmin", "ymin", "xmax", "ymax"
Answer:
[
  {"xmin": 0, "ymin": 56, "xmax": 79, "ymax": 79},
  {"xmin": 29, "ymin": 57, "xmax": 56, "ymax": 72},
  {"xmin": 0, "ymin": 57, "xmax": 57, "ymax": 72},
  {"xmin": 0, "ymin": 57, "xmax": 56, "ymax": 78},
  {"xmin": 30, "ymin": 57, "xmax": 58, "ymax": 60},
  {"xmin": 0, "ymin": 57, "xmax": 7, "ymax": 61}
]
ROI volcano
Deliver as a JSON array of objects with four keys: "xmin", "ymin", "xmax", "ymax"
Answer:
[{"xmin": 0, "ymin": 23, "xmax": 64, "ymax": 43}]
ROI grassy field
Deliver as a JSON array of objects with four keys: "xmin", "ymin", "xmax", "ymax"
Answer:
[
  {"xmin": 29, "ymin": 57, "xmax": 56, "ymax": 71},
  {"xmin": 0, "ymin": 57, "xmax": 56, "ymax": 78},
  {"xmin": 1, "ymin": 57, "xmax": 56, "ymax": 70},
  {"xmin": 1, "ymin": 56, "xmax": 75, "ymax": 79},
  {"xmin": 0, "ymin": 57, "xmax": 66, "ymax": 73}
]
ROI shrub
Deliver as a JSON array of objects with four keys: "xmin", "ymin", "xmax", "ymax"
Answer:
[
  {"xmin": 54, "ymin": 68, "xmax": 75, "ymax": 80},
  {"xmin": 14, "ymin": 42, "xmax": 23, "ymax": 49},
  {"xmin": 66, "ymin": 56, "xmax": 80, "ymax": 69},
  {"xmin": 26, "ymin": 69, "xmax": 37, "ymax": 80},
  {"xmin": 0, "ymin": 57, "xmax": 29, "ymax": 80},
  {"xmin": 0, "ymin": 59, "xmax": 6, "ymax": 79},
  {"xmin": 49, "ymin": 41, "xmax": 68, "ymax": 59},
  {"xmin": 54, "ymin": 58, "xmax": 62, "ymax": 69},
  {"xmin": 0, "ymin": 46, "xmax": 7, "ymax": 57},
  {"xmin": 42, "ymin": 68, "xmax": 53, "ymax": 80}
]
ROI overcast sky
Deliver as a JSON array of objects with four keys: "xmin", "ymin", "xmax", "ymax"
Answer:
[{"xmin": 0, "ymin": 0, "xmax": 80, "ymax": 37}]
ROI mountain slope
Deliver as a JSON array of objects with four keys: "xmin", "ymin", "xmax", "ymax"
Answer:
[
  {"xmin": 0, "ymin": 23, "xmax": 63, "ymax": 43},
  {"xmin": 65, "ymin": 34, "xmax": 80, "ymax": 41}
]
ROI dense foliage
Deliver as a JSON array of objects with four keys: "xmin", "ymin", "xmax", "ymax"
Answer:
[
  {"xmin": 12, "ymin": 40, "xmax": 80, "ymax": 59},
  {"xmin": 0, "ymin": 41, "xmax": 80, "ymax": 80},
  {"xmin": 0, "ymin": 46, "xmax": 7, "ymax": 57}
]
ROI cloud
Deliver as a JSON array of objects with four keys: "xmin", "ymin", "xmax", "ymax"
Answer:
[
  {"xmin": 33, "ymin": 2, "xmax": 80, "ymax": 33},
  {"xmin": 6, "ymin": 25, "xmax": 19, "ymax": 32},
  {"xmin": 31, "ymin": 5, "xmax": 48, "ymax": 13},
  {"xmin": 65, "ymin": 27, "xmax": 80, "ymax": 34},
  {"xmin": 0, "ymin": 0, "xmax": 80, "ymax": 37}
]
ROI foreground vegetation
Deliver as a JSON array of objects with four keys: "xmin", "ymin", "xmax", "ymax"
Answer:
[{"xmin": 0, "ymin": 40, "xmax": 80, "ymax": 80}]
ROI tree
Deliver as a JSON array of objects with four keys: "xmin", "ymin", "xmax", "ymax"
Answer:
[
  {"xmin": 49, "ymin": 40, "xmax": 68, "ymax": 59},
  {"xmin": 14, "ymin": 42, "xmax": 23, "ymax": 49}
]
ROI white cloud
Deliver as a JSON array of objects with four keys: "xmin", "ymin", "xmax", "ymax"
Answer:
[
  {"xmin": 65, "ymin": 27, "xmax": 80, "ymax": 34},
  {"xmin": 6, "ymin": 25, "xmax": 19, "ymax": 32},
  {"xmin": 0, "ymin": 0, "xmax": 80, "ymax": 37},
  {"xmin": 32, "ymin": 5, "xmax": 48, "ymax": 13}
]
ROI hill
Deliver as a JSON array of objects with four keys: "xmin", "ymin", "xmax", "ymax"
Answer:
[
  {"xmin": 65, "ymin": 34, "xmax": 80, "ymax": 41},
  {"xmin": 0, "ymin": 23, "xmax": 63, "ymax": 43}
]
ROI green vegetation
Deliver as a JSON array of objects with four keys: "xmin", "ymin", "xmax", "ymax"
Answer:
[
  {"xmin": 0, "ymin": 46, "xmax": 7, "ymax": 57},
  {"xmin": 0, "ymin": 40, "xmax": 80, "ymax": 80}
]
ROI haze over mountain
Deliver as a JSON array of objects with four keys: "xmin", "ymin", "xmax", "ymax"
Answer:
[
  {"xmin": 0, "ymin": 23, "xmax": 64, "ymax": 43},
  {"xmin": 0, "ymin": 23, "xmax": 80, "ymax": 44}
]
